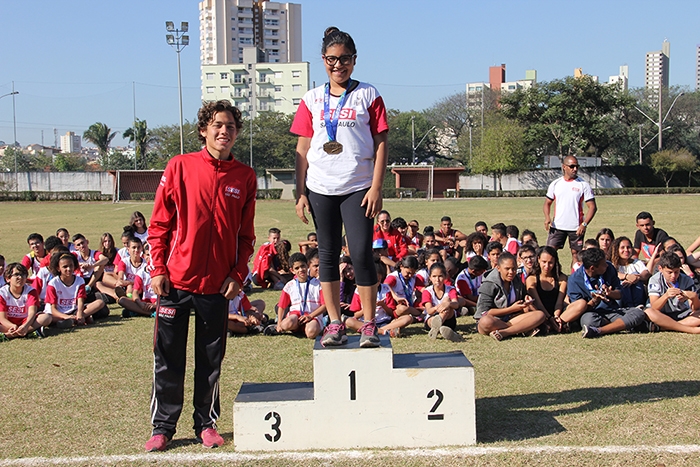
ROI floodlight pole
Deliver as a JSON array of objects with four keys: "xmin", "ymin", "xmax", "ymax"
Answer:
[{"xmin": 166, "ymin": 21, "xmax": 189, "ymax": 156}]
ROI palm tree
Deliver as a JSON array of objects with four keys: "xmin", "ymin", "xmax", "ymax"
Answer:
[
  {"xmin": 123, "ymin": 119, "xmax": 153, "ymax": 169},
  {"xmin": 83, "ymin": 122, "xmax": 117, "ymax": 166}
]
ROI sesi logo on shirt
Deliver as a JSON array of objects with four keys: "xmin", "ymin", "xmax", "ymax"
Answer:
[
  {"xmin": 225, "ymin": 186, "xmax": 241, "ymax": 199},
  {"xmin": 160, "ymin": 175, "xmax": 167, "ymax": 187},
  {"xmin": 320, "ymin": 108, "xmax": 357, "ymax": 120}
]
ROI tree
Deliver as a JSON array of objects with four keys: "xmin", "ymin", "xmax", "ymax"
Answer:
[
  {"xmin": 83, "ymin": 122, "xmax": 117, "ymax": 156},
  {"xmin": 385, "ymin": 109, "xmax": 439, "ymax": 165},
  {"xmin": 650, "ymin": 148, "xmax": 698, "ymax": 189},
  {"xmin": 501, "ymin": 76, "xmax": 635, "ymax": 159},
  {"xmin": 150, "ymin": 121, "xmax": 201, "ymax": 165},
  {"xmin": 123, "ymin": 119, "xmax": 154, "ymax": 170},
  {"xmin": 53, "ymin": 153, "xmax": 86, "ymax": 172},
  {"xmin": 470, "ymin": 115, "xmax": 531, "ymax": 191},
  {"xmin": 235, "ymin": 111, "xmax": 297, "ymax": 173},
  {"xmin": 425, "ymin": 92, "xmax": 471, "ymax": 157},
  {"xmin": 0, "ymin": 146, "xmax": 33, "ymax": 172}
]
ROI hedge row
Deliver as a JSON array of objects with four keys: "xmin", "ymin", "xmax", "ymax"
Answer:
[
  {"xmin": 0, "ymin": 191, "xmax": 108, "ymax": 201},
  {"xmin": 256, "ymin": 189, "xmax": 283, "ymax": 200}
]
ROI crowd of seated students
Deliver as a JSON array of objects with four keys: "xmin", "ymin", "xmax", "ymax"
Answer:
[
  {"xmin": 0, "ymin": 212, "xmax": 163, "ymax": 341},
  {"xmin": 254, "ymin": 208, "xmax": 700, "ymax": 343},
  {"xmin": 4, "ymin": 208, "xmax": 700, "ymax": 344}
]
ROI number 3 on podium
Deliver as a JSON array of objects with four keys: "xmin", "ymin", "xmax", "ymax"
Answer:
[{"xmin": 264, "ymin": 411, "xmax": 281, "ymax": 442}]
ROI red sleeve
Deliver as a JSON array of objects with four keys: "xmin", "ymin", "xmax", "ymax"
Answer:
[
  {"xmin": 148, "ymin": 164, "xmax": 177, "ymax": 278},
  {"xmin": 45, "ymin": 285, "xmax": 57, "ymax": 305},
  {"xmin": 373, "ymin": 224, "xmax": 382, "ymax": 240},
  {"xmin": 506, "ymin": 242, "xmax": 519, "ymax": 255},
  {"xmin": 421, "ymin": 289, "xmax": 432, "ymax": 306},
  {"xmin": 319, "ymin": 289, "xmax": 325, "ymax": 305},
  {"xmin": 290, "ymin": 99, "xmax": 314, "ymax": 138},
  {"xmin": 240, "ymin": 294, "xmax": 252, "ymax": 311},
  {"xmin": 117, "ymin": 260, "xmax": 126, "ymax": 273},
  {"xmin": 456, "ymin": 277, "xmax": 472, "ymax": 297},
  {"xmin": 368, "ymin": 96, "xmax": 389, "ymax": 136},
  {"xmin": 229, "ymin": 166, "xmax": 257, "ymax": 287},
  {"xmin": 133, "ymin": 275, "xmax": 144, "ymax": 293},
  {"xmin": 414, "ymin": 275, "xmax": 425, "ymax": 290},
  {"xmin": 77, "ymin": 283, "xmax": 87, "ymax": 299},
  {"xmin": 27, "ymin": 289, "xmax": 40, "ymax": 307},
  {"xmin": 114, "ymin": 254, "xmax": 123, "ymax": 268},
  {"xmin": 385, "ymin": 275, "xmax": 397, "ymax": 287},
  {"xmin": 278, "ymin": 291, "xmax": 291, "ymax": 310},
  {"xmin": 349, "ymin": 292, "xmax": 362, "ymax": 312},
  {"xmin": 395, "ymin": 232, "xmax": 408, "ymax": 259},
  {"xmin": 21, "ymin": 255, "xmax": 31, "ymax": 270},
  {"xmin": 448, "ymin": 288, "xmax": 458, "ymax": 300},
  {"xmin": 0, "ymin": 295, "xmax": 6, "ymax": 312},
  {"xmin": 93, "ymin": 250, "xmax": 102, "ymax": 261}
]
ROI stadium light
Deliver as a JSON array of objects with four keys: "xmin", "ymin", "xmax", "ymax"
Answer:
[{"xmin": 165, "ymin": 21, "xmax": 189, "ymax": 155}]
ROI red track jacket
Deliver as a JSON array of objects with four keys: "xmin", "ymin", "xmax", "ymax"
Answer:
[{"xmin": 148, "ymin": 148, "xmax": 256, "ymax": 295}]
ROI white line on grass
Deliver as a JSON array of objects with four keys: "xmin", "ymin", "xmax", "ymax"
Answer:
[{"xmin": 2, "ymin": 445, "xmax": 700, "ymax": 466}]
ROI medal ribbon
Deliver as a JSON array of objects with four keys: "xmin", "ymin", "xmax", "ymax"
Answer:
[
  {"xmin": 323, "ymin": 80, "xmax": 353, "ymax": 143},
  {"xmin": 296, "ymin": 279, "xmax": 310, "ymax": 315},
  {"xmin": 398, "ymin": 272, "xmax": 413, "ymax": 301}
]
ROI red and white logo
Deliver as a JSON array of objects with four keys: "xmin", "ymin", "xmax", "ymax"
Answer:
[
  {"xmin": 159, "ymin": 175, "xmax": 167, "ymax": 187},
  {"xmin": 320, "ymin": 108, "xmax": 357, "ymax": 120},
  {"xmin": 158, "ymin": 306, "xmax": 177, "ymax": 318},
  {"xmin": 225, "ymin": 186, "xmax": 241, "ymax": 199}
]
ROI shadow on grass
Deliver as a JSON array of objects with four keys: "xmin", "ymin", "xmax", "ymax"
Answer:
[{"xmin": 476, "ymin": 380, "xmax": 700, "ymax": 442}]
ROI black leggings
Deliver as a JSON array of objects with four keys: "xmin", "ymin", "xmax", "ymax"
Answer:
[{"xmin": 307, "ymin": 188, "xmax": 377, "ymax": 286}]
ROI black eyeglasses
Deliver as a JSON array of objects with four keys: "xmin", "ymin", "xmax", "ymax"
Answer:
[
  {"xmin": 566, "ymin": 164, "xmax": 579, "ymax": 169},
  {"xmin": 323, "ymin": 54, "xmax": 355, "ymax": 66},
  {"xmin": 378, "ymin": 219, "xmax": 391, "ymax": 224}
]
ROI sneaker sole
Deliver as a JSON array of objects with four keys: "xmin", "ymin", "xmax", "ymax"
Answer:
[
  {"xmin": 359, "ymin": 337, "xmax": 381, "ymax": 348},
  {"xmin": 321, "ymin": 335, "xmax": 348, "ymax": 346},
  {"xmin": 428, "ymin": 315, "xmax": 442, "ymax": 339},
  {"xmin": 439, "ymin": 326, "xmax": 464, "ymax": 342}
]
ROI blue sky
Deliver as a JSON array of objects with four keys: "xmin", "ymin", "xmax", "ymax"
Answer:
[{"xmin": 1, "ymin": 0, "xmax": 698, "ymax": 148}]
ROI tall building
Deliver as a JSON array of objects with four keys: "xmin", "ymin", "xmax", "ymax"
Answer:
[
  {"xmin": 199, "ymin": 0, "xmax": 301, "ymax": 65},
  {"xmin": 466, "ymin": 67, "xmax": 536, "ymax": 112},
  {"xmin": 645, "ymin": 40, "xmax": 670, "ymax": 90},
  {"xmin": 202, "ymin": 47, "xmax": 309, "ymax": 117},
  {"xmin": 59, "ymin": 131, "xmax": 81, "ymax": 154},
  {"xmin": 608, "ymin": 65, "xmax": 629, "ymax": 91}
]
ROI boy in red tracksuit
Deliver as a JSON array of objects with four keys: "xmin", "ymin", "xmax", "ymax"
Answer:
[{"xmin": 145, "ymin": 100, "xmax": 256, "ymax": 452}]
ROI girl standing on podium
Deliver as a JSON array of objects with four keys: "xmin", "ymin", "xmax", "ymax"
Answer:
[{"xmin": 291, "ymin": 26, "xmax": 388, "ymax": 348}]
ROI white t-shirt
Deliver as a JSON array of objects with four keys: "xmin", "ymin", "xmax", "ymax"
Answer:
[
  {"xmin": 617, "ymin": 260, "xmax": 647, "ymax": 275},
  {"xmin": 546, "ymin": 176, "xmax": 595, "ymax": 231},
  {"xmin": 290, "ymin": 81, "xmax": 388, "ymax": 196},
  {"xmin": 45, "ymin": 275, "xmax": 86, "ymax": 315}
]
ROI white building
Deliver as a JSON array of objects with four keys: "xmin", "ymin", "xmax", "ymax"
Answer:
[
  {"xmin": 199, "ymin": 0, "xmax": 302, "ymax": 65},
  {"xmin": 608, "ymin": 65, "xmax": 629, "ymax": 91},
  {"xmin": 202, "ymin": 47, "xmax": 309, "ymax": 117},
  {"xmin": 645, "ymin": 40, "xmax": 670, "ymax": 90},
  {"xmin": 59, "ymin": 131, "xmax": 81, "ymax": 154}
]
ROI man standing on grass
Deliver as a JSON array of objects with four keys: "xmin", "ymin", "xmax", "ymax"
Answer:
[
  {"xmin": 543, "ymin": 155, "xmax": 597, "ymax": 267},
  {"xmin": 144, "ymin": 100, "xmax": 256, "ymax": 452}
]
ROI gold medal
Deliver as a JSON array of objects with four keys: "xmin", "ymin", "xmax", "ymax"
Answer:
[{"xmin": 323, "ymin": 141, "xmax": 343, "ymax": 154}]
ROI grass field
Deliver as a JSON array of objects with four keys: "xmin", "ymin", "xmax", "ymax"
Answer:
[{"xmin": 1, "ymin": 195, "xmax": 700, "ymax": 466}]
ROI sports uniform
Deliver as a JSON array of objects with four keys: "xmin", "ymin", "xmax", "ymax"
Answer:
[
  {"xmin": 0, "ymin": 284, "xmax": 40, "ymax": 326},
  {"xmin": 349, "ymin": 283, "xmax": 395, "ymax": 326},
  {"xmin": 421, "ymin": 284, "xmax": 458, "ymax": 330},
  {"xmin": 75, "ymin": 249, "xmax": 100, "ymax": 279},
  {"xmin": 278, "ymin": 277, "xmax": 325, "ymax": 328},
  {"xmin": 455, "ymin": 270, "xmax": 483, "ymax": 298},
  {"xmin": 148, "ymin": 146, "xmax": 256, "ymax": 441},
  {"xmin": 291, "ymin": 80, "xmax": 387, "ymax": 287},
  {"xmin": 385, "ymin": 271, "xmax": 417, "ymax": 309},
  {"xmin": 45, "ymin": 275, "xmax": 87, "ymax": 315}
]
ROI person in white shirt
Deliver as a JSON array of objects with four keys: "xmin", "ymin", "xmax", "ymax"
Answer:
[{"xmin": 543, "ymin": 155, "xmax": 597, "ymax": 268}]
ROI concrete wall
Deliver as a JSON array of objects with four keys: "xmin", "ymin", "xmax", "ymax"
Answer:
[
  {"xmin": 459, "ymin": 169, "xmax": 623, "ymax": 191},
  {"xmin": 0, "ymin": 172, "xmax": 113, "ymax": 194}
]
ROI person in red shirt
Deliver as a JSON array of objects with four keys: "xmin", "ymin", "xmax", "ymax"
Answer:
[
  {"xmin": 145, "ymin": 100, "xmax": 256, "ymax": 452},
  {"xmin": 373, "ymin": 210, "xmax": 408, "ymax": 261}
]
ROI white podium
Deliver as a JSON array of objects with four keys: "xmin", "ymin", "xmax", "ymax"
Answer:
[{"xmin": 233, "ymin": 334, "xmax": 475, "ymax": 451}]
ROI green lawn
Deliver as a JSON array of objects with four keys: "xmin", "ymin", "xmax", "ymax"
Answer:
[{"xmin": 0, "ymin": 195, "xmax": 699, "ymax": 466}]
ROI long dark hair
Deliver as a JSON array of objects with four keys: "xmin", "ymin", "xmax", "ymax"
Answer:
[{"xmin": 531, "ymin": 246, "xmax": 563, "ymax": 279}]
